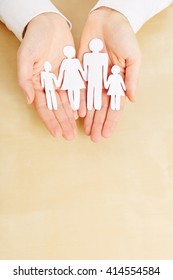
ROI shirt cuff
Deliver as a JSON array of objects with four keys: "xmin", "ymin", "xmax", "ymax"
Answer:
[
  {"xmin": 0, "ymin": 0, "xmax": 72, "ymax": 41},
  {"xmin": 91, "ymin": 0, "xmax": 173, "ymax": 33}
]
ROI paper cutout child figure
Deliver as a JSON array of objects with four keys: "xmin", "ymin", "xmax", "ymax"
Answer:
[
  {"xmin": 57, "ymin": 46, "xmax": 86, "ymax": 111},
  {"xmin": 40, "ymin": 61, "xmax": 58, "ymax": 110},
  {"xmin": 83, "ymin": 38, "xmax": 108, "ymax": 110},
  {"xmin": 105, "ymin": 65, "xmax": 126, "ymax": 111}
]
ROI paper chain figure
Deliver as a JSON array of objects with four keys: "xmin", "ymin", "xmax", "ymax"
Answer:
[
  {"xmin": 40, "ymin": 38, "xmax": 126, "ymax": 112},
  {"xmin": 105, "ymin": 65, "xmax": 126, "ymax": 111},
  {"xmin": 56, "ymin": 46, "xmax": 86, "ymax": 111},
  {"xmin": 40, "ymin": 61, "xmax": 58, "ymax": 110}
]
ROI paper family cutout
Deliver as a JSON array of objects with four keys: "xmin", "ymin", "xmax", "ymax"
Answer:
[
  {"xmin": 40, "ymin": 38, "xmax": 126, "ymax": 112},
  {"xmin": 57, "ymin": 46, "xmax": 86, "ymax": 111},
  {"xmin": 40, "ymin": 61, "xmax": 58, "ymax": 110}
]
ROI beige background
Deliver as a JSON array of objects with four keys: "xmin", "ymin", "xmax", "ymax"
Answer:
[{"xmin": 0, "ymin": 1, "xmax": 173, "ymax": 260}]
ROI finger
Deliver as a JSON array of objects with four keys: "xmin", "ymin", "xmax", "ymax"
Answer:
[
  {"xmin": 17, "ymin": 46, "xmax": 35, "ymax": 104},
  {"xmin": 58, "ymin": 90, "xmax": 77, "ymax": 135},
  {"xmin": 54, "ymin": 93, "xmax": 76, "ymax": 141},
  {"xmin": 78, "ymin": 89, "xmax": 87, "ymax": 118},
  {"xmin": 84, "ymin": 109, "xmax": 95, "ymax": 136},
  {"xmin": 34, "ymin": 90, "xmax": 62, "ymax": 138},
  {"xmin": 77, "ymin": 44, "xmax": 88, "ymax": 118},
  {"xmin": 74, "ymin": 110, "xmax": 79, "ymax": 120},
  {"xmin": 125, "ymin": 50, "xmax": 141, "ymax": 102},
  {"xmin": 102, "ymin": 96, "xmax": 126, "ymax": 138},
  {"xmin": 125, "ymin": 56, "xmax": 141, "ymax": 102},
  {"xmin": 90, "ymin": 93, "xmax": 109, "ymax": 143}
]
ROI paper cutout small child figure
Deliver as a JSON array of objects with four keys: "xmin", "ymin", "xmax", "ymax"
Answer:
[
  {"xmin": 105, "ymin": 65, "xmax": 126, "ymax": 111},
  {"xmin": 57, "ymin": 46, "xmax": 86, "ymax": 111},
  {"xmin": 40, "ymin": 61, "xmax": 58, "ymax": 110},
  {"xmin": 83, "ymin": 38, "xmax": 108, "ymax": 110}
]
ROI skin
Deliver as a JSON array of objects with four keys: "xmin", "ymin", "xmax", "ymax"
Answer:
[
  {"xmin": 17, "ymin": 8, "xmax": 141, "ymax": 143},
  {"xmin": 78, "ymin": 7, "xmax": 141, "ymax": 142},
  {"xmin": 17, "ymin": 13, "xmax": 77, "ymax": 140}
]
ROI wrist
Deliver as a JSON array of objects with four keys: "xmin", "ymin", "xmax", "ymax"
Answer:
[
  {"xmin": 90, "ymin": 7, "xmax": 131, "ymax": 29},
  {"xmin": 23, "ymin": 12, "xmax": 69, "ymax": 38}
]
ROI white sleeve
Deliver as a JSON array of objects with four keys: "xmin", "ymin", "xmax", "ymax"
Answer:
[
  {"xmin": 91, "ymin": 0, "xmax": 173, "ymax": 32},
  {"xmin": 0, "ymin": 0, "xmax": 71, "ymax": 41}
]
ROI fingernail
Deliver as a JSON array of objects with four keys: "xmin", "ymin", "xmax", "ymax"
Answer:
[
  {"xmin": 91, "ymin": 133, "xmax": 102, "ymax": 143},
  {"xmin": 79, "ymin": 109, "xmax": 86, "ymax": 118},
  {"xmin": 74, "ymin": 112, "xmax": 79, "ymax": 120},
  {"xmin": 102, "ymin": 129, "xmax": 112, "ymax": 138},
  {"xmin": 55, "ymin": 131, "xmax": 62, "ymax": 139},
  {"xmin": 65, "ymin": 132, "xmax": 75, "ymax": 141}
]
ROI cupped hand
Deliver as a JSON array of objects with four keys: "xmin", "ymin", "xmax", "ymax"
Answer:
[
  {"xmin": 17, "ymin": 13, "xmax": 77, "ymax": 140},
  {"xmin": 78, "ymin": 8, "xmax": 141, "ymax": 142}
]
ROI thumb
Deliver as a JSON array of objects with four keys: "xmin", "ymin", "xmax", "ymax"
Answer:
[
  {"xmin": 125, "ymin": 56, "xmax": 141, "ymax": 103},
  {"xmin": 17, "ymin": 46, "xmax": 35, "ymax": 104},
  {"xmin": 77, "ymin": 42, "xmax": 89, "ymax": 118}
]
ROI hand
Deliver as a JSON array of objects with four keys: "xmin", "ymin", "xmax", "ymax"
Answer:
[
  {"xmin": 17, "ymin": 13, "xmax": 77, "ymax": 140},
  {"xmin": 104, "ymin": 80, "xmax": 109, "ymax": 90},
  {"xmin": 55, "ymin": 78, "xmax": 61, "ymax": 89},
  {"xmin": 78, "ymin": 8, "xmax": 141, "ymax": 142}
]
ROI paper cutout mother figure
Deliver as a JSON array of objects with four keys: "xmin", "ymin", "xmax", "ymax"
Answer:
[
  {"xmin": 83, "ymin": 38, "xmax": 108, "ymax": 110},
  {"xmin": 41, "ymin": 61, "xmax": 58, "ymax": 110},
  {"xmin": 57, "ymin": 46, "xmax": 86, "ymax": 111},
  {"xmin": 105, "ymin": 65, "xmax": 126, "ymax": 111}
]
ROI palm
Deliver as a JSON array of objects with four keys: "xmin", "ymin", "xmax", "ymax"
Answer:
[
  {"xmin": 18, "ymin": 13, "xmax": 77, "ymax": 140},
  {"xmin": 78, "ymin": 8, "xmax": 140, "ymax": 142}
]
